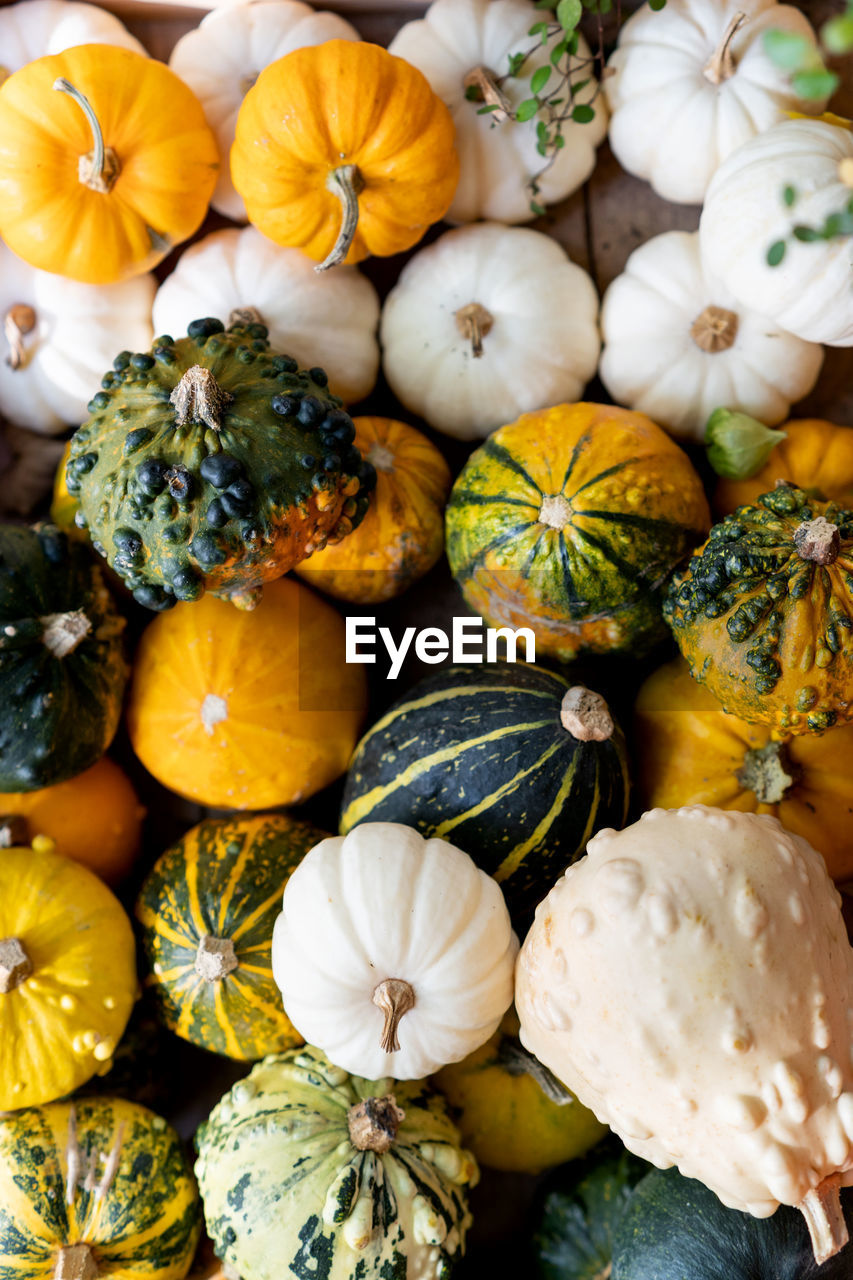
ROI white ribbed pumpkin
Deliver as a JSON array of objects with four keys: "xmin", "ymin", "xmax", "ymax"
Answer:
[
  {"xmin": 599, "ymin": 230, "xmax": 823, "ymax": 440},
  {"xmin": 0, "ymin": 241, "xmax": 155, "ymax": 433},
  {"xmin": 516, "ymin": 806, "xmax": 853, "ymax": 1264},
  {"xmin": 605, "ymin": 0, "xmax": 825, "ymax": 205},
  {"xmin": 380, "ymin": 222, "xmax": 600, "ymax": 439},
  {"xmin": 699, "ymin": 118, "xmax": 853, "ymax": 347},
  {"xmin": 152, "ymin": 227, "xmax": 379, "ymax": 405},
  {"xmin": 272, "ymin": 823, "xmax": 518, "ymax": 1080},
  {"xmin": 388, "ymin": 0, "xmax": 607, "ymax": 224},
  {"xmin": 168, "ymin": 0, "xmax": 359, "ymax": 221},
  {"xmin": 0, "ymin": 0, "xmax": 145, "ymax": 73}
]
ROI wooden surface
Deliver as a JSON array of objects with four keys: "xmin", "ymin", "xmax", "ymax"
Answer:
[{"xmin": 2, "ymin": 2, "xmax": 853, "ymax": 1276}]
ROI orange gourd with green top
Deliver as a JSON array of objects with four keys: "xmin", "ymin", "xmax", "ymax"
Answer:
[{"xmin": 715, "ymin": 418, "xmax": 853, "ymax": 515}]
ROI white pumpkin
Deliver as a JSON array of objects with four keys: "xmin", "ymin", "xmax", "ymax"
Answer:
[
  {"xmin": 516, "ymin": 807, "xmax": 853, "ymax": 1262},
  {"xmin": 599, "ymin": 230, "xmax": 823, "ymax": 441},
  {"xmin": 168, "ymin": 0, "xmax": 359, "ymax": 221},
  {"xmin": 152, "ymin": 226, "xmax": 380, "ymax": 405},
  {"xmin": 272, "ymin": 822, "xmax": 519, "ymax": 1081},
  {"xmin": 380, "ymin": 222, "xmax": 600, "ymax": 440},
  {"xmin": 605, "ymin": 0, "xmax": 826, "ymax": 205},
  {"xmin": 700, "ymin": 117, "xmax": 853, "ymax": 347},
  {"xmin": 388, "ymin": 0, "xmax": 608, "ymax": 224},
  {"xmin": 0, "ymin": 0, "xmax": 146, "ymax": 73},
  {"xmin": 0, "ymin": 242, "xmax": 155, "ymax": 434}
]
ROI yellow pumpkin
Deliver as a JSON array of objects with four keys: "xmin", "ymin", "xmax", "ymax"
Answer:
[
  {"xmin": 715, "ymin": 418, "xmax": 853, "ymax": 515},
  {"xmin": 0, "ymin": 44, "xmax": 218, "ymax": 283},
  {"xmin": 231, "ymin": 40, "xmax": 459, "ymax": 270},
  {"xmin": 50, "ymin": 440, "xmax": 81, "ymax": 537},
  {"xmin": 434, "ymin": 1010, "xmax": 607, "ymax": 1175},
  {"xmin": 0, "ymin": 757, "xmax": 145, "ymax": 885},
  {"xmin": 295, "ymin": 416, "xmax": 451, "ymax": 603},
  {"xmin": 635, "ymin": 656, "xmax": 853, "ymax": 882},
  {"xmin": 127, "ymin": 575, "xmax": 367, "ymax": 809},
  {"xmin": 0, "ymin": 838, "xmax": 137, "ymax": 1109}
]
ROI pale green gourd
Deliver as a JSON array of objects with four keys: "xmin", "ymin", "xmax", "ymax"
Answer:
[{"xmin": 195, "ymin": 1045, "xmax": 478, "ymax": 1280}]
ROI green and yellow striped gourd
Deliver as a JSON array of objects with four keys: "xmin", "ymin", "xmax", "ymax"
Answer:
[
  {"xmin": 195, "ymin": 1046, "xmax": 478, "ymax": 1280},
  {"xmin": 0, "ymin": 1097, "xmax": 200, "ymax": 1280},
  {"xmin": 136, "ymin": 814, "xmax": 326, "ymax": 1060},
  {"xmin": 340, "ymin": 663, "xmax": 629, "ymax": 924}
]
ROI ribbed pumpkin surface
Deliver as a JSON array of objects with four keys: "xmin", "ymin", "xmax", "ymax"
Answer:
[
  {"xmin": 195, "ymin": 1046, "xmax": 477, "ymax": 1280},
  {"xmin": 0, "ymin": 1097, "xmax": 200, "ymax": 1280},
  {"xmin": 340, "ymin": 663, "xmax": 629, "ymax": 923},
  {"xmin": 136, "ymin": 813, "xmax": 325, "ymax": 1060},
  {"xmin": 445, "ymin": 403, "xmax": 710, "ymax": 659}
]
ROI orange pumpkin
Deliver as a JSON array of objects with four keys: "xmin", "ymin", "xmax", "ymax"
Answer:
[
  {"xmin": 0, "ymin": 757, "xmax": 144, "ymax": 885},
  {"xmin": 715, "ymin": 418, "xmax": 853, "ymax": 515},
  {"xmin": 634, "ymin": 656, "xmax": 853, "ymax": 881},
  {"xmin": 295, "ymin": 416, "xmax": 451, "ymax": 603},
  {"xmin": 231, "ymin": 40, "xmax": 459, "ymax": 270},
  {"xmin": 127, "ymin": 576, "xmax": 367, "ymax": 809},
  {"xmin": 0, "ymin": 44, "xmax": 218, "ymax": 283}
]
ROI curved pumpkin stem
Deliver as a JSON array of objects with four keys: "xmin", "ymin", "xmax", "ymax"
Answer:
[
  {"xmin": 463, "ymin": 65, "xmax": 512, "ymax": 122},
  {"xmin": 4, "ymin": 304, "xmax": 36, "ymax": 371},
  {"xmin": 455, "ymin": 303, "xmax": 495, "ymax": 358},
  {"xmin": 798, "ymin": 1174, "xmax": 849, "ymax": 1264},
  {"xmin": 372, "ymin": 977, "xmax": 415, "ymax": 1053},
  {"xmin": 702, "ymin": 11, "xmax": 747, "ymax": 84},
  {"xmin": 53, "ymin": 77, "xmax": 121, "ymax": 193},
  {"xmin": 317, "ymin": 165, "xmax": 364, "ymax": 273}
]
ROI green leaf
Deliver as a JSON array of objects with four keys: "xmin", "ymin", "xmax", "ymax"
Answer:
[
  {"xmin": 477, "ymin": 104, "xmax": 502, "ymax": 115},
  {"xmin": 572, "ymin": 103, "xmax": 595, "ymax": 123},
  {"xmin": 507, "ymin": 52, "xmax": 526, "ymax": 76},
  {"xmin": 763, "ymin": 28, "xmax": 811, "ymax": 71},
  {"xmin": 551, "ymin": 39, "xmax": 569, "ymax": 65},
  {"xmin": 553, "ymin": 133, "xmax": 566, "ymax": 148},
  {"xmin": 572, "ymin": 78, "xmax": 591, "ymax": 94},
  {"xmin": 536, "ymin": 139, "xmax": 549, "ymax": 157},
  {"xmin": 556, "ymin": 0, "xmax": 582, "ymax": 32},
  {"xmin": 530, "ymin": 201, "xmax": 547, "ymax": 216},
  {"xmin": 567, "ymin": 32, "xmax": 580, "ymax": 54},
  {"xmin": 821, "ymin": 209, "xmax": 853, "ymax": 237},
  {"xmin": 531, "ymin": 65, "xmax": 552, "ymax": 94},
  {"xmin": 516, "ymin": 99, "xmax": 540, "ymax": 122},
  {"xmin": 528, "ymin": 21, "xmax": 549, "ymax": 39},
  {"xmin": 792, "ymin": 224, "xmax": 823, "ymax": 242},
  {"xmin": 705, "ymin": 410, "xmax": 787, "ymax": 480},
  {"xmin": 782, "ymin": 184, "xmax": 797, "ymax": 207},
  {"xmin": 464, "ymin": 85, "xmax": 481, "ymax": 101},
  {"xmin": 649, "ymin": 0, "xmax": 667, "ymax": 10},
  {"xmin": 766, "ymin": 239, "xmax": 786, "ymax": 266},
  {"xmin": 821, "ymin": 11, "xmax": 853, "ymax": 54},
  {"xmin": 791, "ymin": 68, "xmax": 839, "ymax": 99}
]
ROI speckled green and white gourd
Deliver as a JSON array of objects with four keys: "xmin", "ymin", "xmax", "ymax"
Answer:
[
  {"xmin": 195, "ymin": 1045, "xmax": 478, "ymax": 1280},
  {"xmin": 66, "ymin": 317, "xmax": 375, "ymax": 611}
]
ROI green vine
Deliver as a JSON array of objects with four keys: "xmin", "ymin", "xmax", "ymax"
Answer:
[
  {"xmin": 764, "ymin": 3, "xmax": 853, "ymax": 265},
  {"xmin": 467, "ymin": 0, "xmax": 650, "ymax": 215}
]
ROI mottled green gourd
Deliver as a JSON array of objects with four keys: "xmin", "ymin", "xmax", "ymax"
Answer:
[
  {"xmin": 66, "ymin": 317, "xmax": 376, "ymax": 611},
  {"xmin": 195, "ymin": 1046, "xmax": 478, "ymax": 1280},
  {"xmin": 0, "ymin": 523, "xmax": 128, "ymax": 791},
  {"xmin": 664, "ymin": 483, "xmax": 853, "ymax": 735}
]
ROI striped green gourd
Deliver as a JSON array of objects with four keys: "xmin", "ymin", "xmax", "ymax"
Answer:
[
  {"xmin": 0, "ymin": 1097, "xmax": 200, "ymax": 1280},
  {"xmin": 339, "ymin": 663, "xmax": 630, "ymax": 924},
  {"xmin": 136, "ymin": 813, "xmax": 327, "ymax": 1060},
  {"xmin": 195, "ymin": 1045, "xmax": 478, "ymax": 1280}
]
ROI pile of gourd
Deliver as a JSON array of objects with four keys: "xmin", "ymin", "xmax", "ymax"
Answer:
[{"xmin": 2, "ymin": 0, "xmax": 853, "ymax": 1277}]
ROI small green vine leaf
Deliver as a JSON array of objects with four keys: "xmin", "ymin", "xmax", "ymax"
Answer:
[
  {"xmin": 556, "ymin": 0, "xmax": 582, "ymax": 32},
  {"xmin": 531, "ymin": 65, "xmax": 552, "ymax": 94},
  {"xmin": 516, "ymin": 98, "xmax": 540, "ymax": 122},
  {"xmin": 763, "ymin": 28, "xmax": 812, "ymax": 70},
  {"xmin": 572, "ymin": 103, "xmax": 595, "ymax": 123},
  {"xmin": 782, "ymin": 185, "xmax": 797, "ymax": 207},
  {"xmin": 767, "ymin": 240, "xmax": 786, "ymax": 267},
  {"xmin": 791, "ymin": 67, "xmax": 839, "ymax": 98}
]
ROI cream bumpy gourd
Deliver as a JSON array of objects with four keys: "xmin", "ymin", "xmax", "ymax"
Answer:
[
  {"xmin": 515, "ymin": 806, "xmax": 853, "ymax": 1265},
  {"xmin": 272, "ymin": 822, "xmax": 518, "ymax": 1079}
]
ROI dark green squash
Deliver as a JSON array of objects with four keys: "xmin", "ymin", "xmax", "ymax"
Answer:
[
  {"xmin": 612, "ymin": 1166, "xmax": 853, "ymax": 1280},
  {"xmin": 531, "ymin": 1140, "xmax": 649, "ymax": 1280},
  {"xmin": 664, "ymin": 483, "xmax": 853, "ymax": 736},
  {"xmin": 136, "ymin": 813, "xmax": 328, "ymax": 1060},
  {"xmin": 0, "ymin": 523, "xmax": 128, "ymax": 791},
  {"xmin": 339, "ymin": 662, "xmax": 630, "ymax": 925},
  {"xmin": 66, "ymin": 316, "xmax": 376, "ymax": 612}
]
